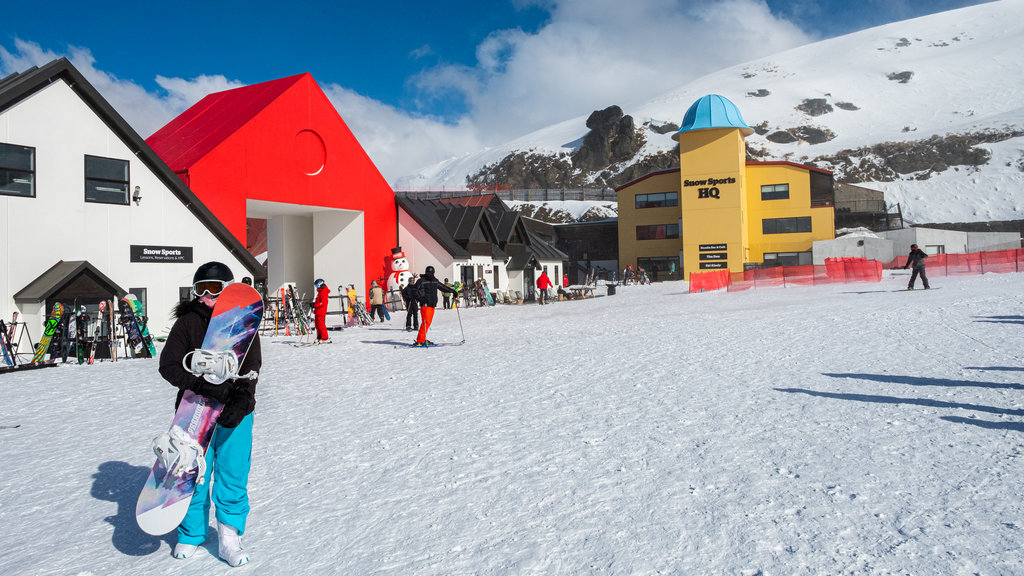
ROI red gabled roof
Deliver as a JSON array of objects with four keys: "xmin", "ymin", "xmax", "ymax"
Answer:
[{"xmin": 146, "ymin": 73, "xmax": 307, "ymax": 171}]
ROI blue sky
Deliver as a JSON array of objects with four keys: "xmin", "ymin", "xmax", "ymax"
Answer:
[{"xmin": 0, "ymin": 0, "xmax": 994, "ymax": 181}]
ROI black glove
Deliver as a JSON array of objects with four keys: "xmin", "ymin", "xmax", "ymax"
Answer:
[
  {"xmin": 187, "ymin": 377, "xmax": 232, "ymax": 404},
  {"xmin": 218, "ymin": 386, "xmax": 255, "ymax": 428}
]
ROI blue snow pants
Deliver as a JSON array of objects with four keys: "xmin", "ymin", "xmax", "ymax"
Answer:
[{"xmin": 176, "ymin": 413, "xmax": 253, "ymax": 545}]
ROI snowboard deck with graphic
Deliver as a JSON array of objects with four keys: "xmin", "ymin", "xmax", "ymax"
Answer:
[
  {"xmin": 135, "ymin": 283, "xmax": 263, "ymax": 536},
  {"xmin": 126, "ymin": 295, "xmax": 158, "ymax": 357},
  {"xmin": 32, "ymin": 303, "xmax": 64, "ymax": 363}
]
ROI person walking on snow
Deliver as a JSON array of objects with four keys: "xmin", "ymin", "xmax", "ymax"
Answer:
[
  {"xmin": 313, "ymin": 278, "xmax": 331, "ymax": 343},
  {"xmin": 902, "ymin": 243, "xmax": 930, "ymax": 290},
  {"xmin": 412, "ymin": 266, "xmax": 458, "ymax": 347},
  {"xmin": 536, "ymin": 270, "xmax": 553, "ymax": 305},
  {"xmin": 368, "ymin": 280, "xmax": 386, "ymax": 322},
  {"xmin": 158, "ymin": 261, "xmax": 262, "ymax": 567}
]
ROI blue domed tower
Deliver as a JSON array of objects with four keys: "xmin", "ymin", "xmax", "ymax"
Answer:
[
  {"xmin": 672, "ymin": 94, "xmax": 754, "ymax": 140},
  {"xmin": 674, "ymin": 94, "xmax": 751, "ymax": 278}
]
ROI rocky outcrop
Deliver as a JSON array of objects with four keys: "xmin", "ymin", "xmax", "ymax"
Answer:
[{"xmin": 571, "ymin": 106, "xmax": 643, "ymax": 172}]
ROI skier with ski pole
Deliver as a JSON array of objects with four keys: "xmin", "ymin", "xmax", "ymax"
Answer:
[
  {"xmin": 411, "ymin": 265, "xmax": 458, "ymax": 347},
  {"xmin": 157, "ymin": 262, "xmax": 262, "ymax": 566}
]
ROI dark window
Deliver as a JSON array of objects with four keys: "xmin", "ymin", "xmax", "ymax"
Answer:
[
  {"xmin": 760, "ymin": 183, "xmax": 789, "ymax": 201},
  {"xmin": 0, "ymin": 142, "xmax": 35, "ymax": 198},
  {"xmin": 762, "ymin": 252, "xmax": 812, "ymax": 267},
  {"xmin": 810, "ymin": 171, "xmax": 834, "ymax": 207},
  {"xmin": 85, "ymin": 155, "xmax": 130, "ymax": 205},
  {"xmin": 635, "ymin": 192, "xmax": 678, "ymax": 209},
  {"xmin": 637, "ymin": 257, "xmax": 681, "ymax": 281},
  {"xmin": 762, "ymin": 217, "xmax": 812, "ymax": 234},
  {"xmin": 636, "ymin": 223, "xmax": 680, "ymax": 240}
]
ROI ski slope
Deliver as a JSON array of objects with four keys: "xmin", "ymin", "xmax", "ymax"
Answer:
[{"xmin": 1, "ymin": 271, "xmax": 1023, "ymax": 574}]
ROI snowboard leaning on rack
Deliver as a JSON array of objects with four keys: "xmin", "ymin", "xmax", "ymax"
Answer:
[
  {"xmin": 136, "ymin": 283, "xmax": 263, "ymax": 536},
  {"xmin": 127, "ymin": 295, "xmax": 157, "ymax": 357},
  {"xmin": 32, "ymin": 302, "xmax": 64, "ymax": 363}
]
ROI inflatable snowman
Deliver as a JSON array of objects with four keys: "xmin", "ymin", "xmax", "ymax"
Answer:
[{"xmin": 385, "ymin": 247, "xmax": 414, "ymax": 293}]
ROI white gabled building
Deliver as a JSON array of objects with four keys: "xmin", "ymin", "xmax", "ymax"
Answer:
[{"xmin": 0, "ymin": 58, "xmax": 263, "ymax": 345}]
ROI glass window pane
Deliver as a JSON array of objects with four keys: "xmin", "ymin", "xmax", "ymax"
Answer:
[
  {"xmin": 86, "ymin": 155, "xmax": 129, "ymax": 181},
  {"xmin": 0, "ymin": 143, "xmax": 34, "ymax": 171},
  {"xmin": 86, "ymin": 179, "xmax": 128, "ymax": 204},
  {"xmin": 0, "ymin": 169, "xmax": 34, "ymax": 197}
]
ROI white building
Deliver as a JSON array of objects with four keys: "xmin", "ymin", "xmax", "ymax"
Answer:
[
  {"xmin": 0, "ymin": 59, "xmax": 263, "ymax": 347},
  {"xmin": 396, "ymin": 194, "xmax": 567, "ymax": 301}
]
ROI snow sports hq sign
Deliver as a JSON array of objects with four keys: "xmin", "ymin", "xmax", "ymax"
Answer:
[{"xmin": 130, "ymin": 245, "xmax": 194, "ymax": 263}]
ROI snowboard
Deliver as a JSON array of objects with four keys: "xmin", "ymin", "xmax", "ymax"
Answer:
[
  {"xmin": 118, "ymin": 297, "xmax": 149, "ymax": 358},
  {"xmin": 482, "ymin": 280, "xmax": 494, "ymax": 306},
  {"xmin": 126, "ymin": 295, "xmax": 157, "ymax": 357},
  {"xmin": 136, "ymin": 283, "xmax": 263, "ymax": 536},
  {"xmin": 894, "ymin": 287, "xmax": 940, "ymax": 292},
  {"xmin": 32, "ymin": 302, "xmax": 64, "ymax": 363},
  {"xmin": 75, "ymin": 306, "xmax": 88, "ymax": 364}
]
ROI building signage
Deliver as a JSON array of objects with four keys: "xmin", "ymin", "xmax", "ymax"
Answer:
[
  {"xmin": 130, "ymin": 245, "xmax": 194, "ymax": 263},
  {"xmin": 699, "ymin": 262, "xmax": 728, "ymax": 269},
  {"xmin": 699, "ymin": 244, "xmax": 727, "ymax": 252},
  {"xmin": 700, "ymin": 252, "xmax": 727, "ymax": 261},
  {"xmin": 684, "ymin": 177, "xmax": 735, "ymax": 199}
]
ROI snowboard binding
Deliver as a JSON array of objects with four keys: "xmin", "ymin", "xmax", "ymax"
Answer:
[
  {"xmin": 152, "ymin": 425, "xmax": 208, "ymax": 482},
  {"xmin": 182, "ymin": 349, "xmax": 257, "ymax": 384}
]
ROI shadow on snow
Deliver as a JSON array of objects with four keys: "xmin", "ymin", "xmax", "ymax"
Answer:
[{"xmin": 92, "ymin": 461, "xmax": 173, "ymax": 556}]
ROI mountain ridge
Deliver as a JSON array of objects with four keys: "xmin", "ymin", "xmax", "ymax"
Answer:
[{"xmin": 396, "ymin": 0, "xmax": 1024, "ymax": 227}]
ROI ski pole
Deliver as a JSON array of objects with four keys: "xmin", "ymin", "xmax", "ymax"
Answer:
[{"xmin": 455, "ymin": 301, "xmax": 465, "ymax": 344}]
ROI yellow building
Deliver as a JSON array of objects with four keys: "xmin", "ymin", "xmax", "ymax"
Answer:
[{"xmin": 617, "ymin": 94, "xmax": 835, "ymax": 280}]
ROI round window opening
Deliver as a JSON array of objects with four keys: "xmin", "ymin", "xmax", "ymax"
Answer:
[{"xmin": 295, "ymin": 129, "xmax": 326, "ymax": 175}]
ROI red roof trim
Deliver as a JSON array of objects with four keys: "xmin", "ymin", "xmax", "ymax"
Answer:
[
  {"xmin": 746, "ymin": 160, "xmax": 833, "ymax": 175},
  {"xmin": 614, "ymin": 168, "xmax": 680, "ymax": 192}
]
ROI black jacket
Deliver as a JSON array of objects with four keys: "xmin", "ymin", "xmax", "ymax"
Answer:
[
  {"xmin": 159, "ymin": 299, "xmax": 262, "ymax": 427},
  {"xmin": 413, "ymin": 274, "xmax": 458, "ymax": 308},
  {"xmin": 904, "ymin": 248, "xmax": 928, "ymax": 269}
]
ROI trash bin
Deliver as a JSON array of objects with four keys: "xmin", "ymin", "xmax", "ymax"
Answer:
[{"xmin": 606, "ymin": 284, "xmax": 616, "ymax": 296}]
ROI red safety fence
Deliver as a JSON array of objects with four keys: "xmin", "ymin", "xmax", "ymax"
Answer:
[
  {"xmin": 885, "ymin": 248, "xmax": 1024, "ymax": 277},
  {"xmin": 687, "ymin": 249, "xmax": 1024, "ymax": 293}
]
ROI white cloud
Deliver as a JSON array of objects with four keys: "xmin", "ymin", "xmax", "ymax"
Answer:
[{"xmin": 1, "ymin": 0, "xmax": 815, "ymax": 182}]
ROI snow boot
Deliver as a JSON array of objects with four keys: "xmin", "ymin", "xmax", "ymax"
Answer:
[
  {"xmin": 173, "ymin": 542, "xmax": 199, "ymax": 559},
  {"xmin": 907, "ymin": 285, "xmax": 914, "ymax": 290},
  {"xmin": 217, "ymin": 521, "xmax": 249, "ymax": 567}
]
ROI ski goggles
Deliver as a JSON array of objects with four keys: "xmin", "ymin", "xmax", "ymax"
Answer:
[{"xmin": 192, "ymin": 279, "xmax": 229, "ymax": 297}]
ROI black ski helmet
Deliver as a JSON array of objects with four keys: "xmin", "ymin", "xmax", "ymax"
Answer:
[
  {"xmin": 910, "ymin": 243, "xmax": 918, "ymax": 249},
  {"xmin": 193, "ymin": 261, "xmax": 233, "ymax": 284},
  {"xmin": 425, "ymin": 265, "xmax": 435, "ymax": 276},
  {"xmin": 314, "ymin": 278, "xmax": 325, "ymax": 288}
]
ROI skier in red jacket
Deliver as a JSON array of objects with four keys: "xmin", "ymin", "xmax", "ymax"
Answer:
[
  {"xmin": 536, "ymin": 271, "xmax": 553, "ymax": 305},
  {"xmin": 313, "ymin": 279, "xmax": 331, "ymax": 343}
]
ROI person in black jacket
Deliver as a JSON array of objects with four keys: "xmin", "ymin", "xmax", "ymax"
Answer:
[
  {"xmin": 401, "ymin": 275, "xmax": 419, "ymax": 332},
  {"xmin": 158, "ymin": 261, "xmax": 261, "ymax": 566},
  {"xmin": 902, "ymin": 243, "xmax": 930, "ymax": 290},
  {"xmin": 413, "ymin": 266, "xmax": 458, "ymax": 346}
]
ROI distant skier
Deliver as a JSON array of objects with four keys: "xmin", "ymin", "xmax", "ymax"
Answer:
[
  {"xmin": 158, "ymin": 261, "xmax": 261, "ymax": 566},
  {"xmin": 902, "ymin": 243, "xmax": 930, "ymax": 290},
  {"xmin": 313, "ymin": 279, "xmax": 331, "ymax": 343},
  {"xmin": 412, "ymin": 266, "xmax": 458, "ymax": 347},
  {"xmin": 536, "ymin": 270, "xmax": 553, "ymax": 305}
]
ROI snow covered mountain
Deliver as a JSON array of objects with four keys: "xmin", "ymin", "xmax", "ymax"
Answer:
[{"xmin": 396, "ymin": 0, "xmax": 1024, "ymax": 226}]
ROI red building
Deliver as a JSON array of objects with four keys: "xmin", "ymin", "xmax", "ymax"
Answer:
[{"xmin": 147, "ymin": 73, "xmax": 396, "ymax": 294}]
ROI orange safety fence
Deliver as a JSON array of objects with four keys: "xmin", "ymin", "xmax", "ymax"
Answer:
[
  {"xmin": 688, "ymin": 248, "xmax": 1024, "ymax": 294},
  {"xmin": 884, "ymin": 248, "xmax": 1024, "ymax": 277}
]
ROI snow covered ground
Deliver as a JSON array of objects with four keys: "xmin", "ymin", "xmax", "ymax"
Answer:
[{"xmin": 2, "ymin": 271, "xmax": 1023, "ymax": 575}]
